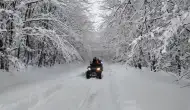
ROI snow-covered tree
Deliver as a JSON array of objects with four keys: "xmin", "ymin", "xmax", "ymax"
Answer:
[
  {"xmin": 101, "ymin": 0, "xmax": 190, "ymax": 78},
  {"xmin": 0, "ymin": 0, "xmax": 93, "ymax": 71}
]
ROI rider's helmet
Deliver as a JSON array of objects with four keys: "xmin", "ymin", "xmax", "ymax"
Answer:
[
  {"xmin": 93, "ymin": 57, "xmax": 97, "ymax": 63},
  {"xmin": 93, "ymin": 57, "xmax": 96, "ymax": 60}
]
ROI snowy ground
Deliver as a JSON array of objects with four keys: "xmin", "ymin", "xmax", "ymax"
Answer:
[{"xmin": 0, "ymin": 63, "xmax": 190, "ymax": 110}]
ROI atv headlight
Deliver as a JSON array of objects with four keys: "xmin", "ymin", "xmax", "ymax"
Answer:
[
  {"xmin": 96, "ymin": 68, "xmax": 101, "ymax": 71},
  {"xmin": 88, "ymin": 68, "xmax": 91, "ymax": 70}
]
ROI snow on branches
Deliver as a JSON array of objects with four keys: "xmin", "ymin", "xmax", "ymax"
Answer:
[
  {"xmin": 101, "ymin": 0, "xmax": 190, "ymax": 78},
  {"xmin": 0, "ymin": 0, "xmax": 93, "ymax": 71}
]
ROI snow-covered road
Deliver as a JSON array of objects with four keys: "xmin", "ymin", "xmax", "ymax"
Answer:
[{"xmin": 0, "ymin": 64, "xmax": 190, "ymax": 110}]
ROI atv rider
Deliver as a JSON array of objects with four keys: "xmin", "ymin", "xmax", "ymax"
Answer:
[
  {"xmin": 91, "ymin": 57, "xmax": 103, "ymax": 71},
  {"xmin": 92, "ymin": 57, "xmax": 98, "ymax": 64},
  {"xmin": 91, "ymin": 57, "xmax": 99, "ymax": 65}
]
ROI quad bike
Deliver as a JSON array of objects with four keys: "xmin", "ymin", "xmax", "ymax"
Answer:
[{"xmin": 86, "ymin": 65, "xmax": 103, "ymax": 79}]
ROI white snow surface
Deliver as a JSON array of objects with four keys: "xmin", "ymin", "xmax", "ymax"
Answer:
[{"xmin": 0, "ymin": 63, "xmax": 190, "ymax": 110}]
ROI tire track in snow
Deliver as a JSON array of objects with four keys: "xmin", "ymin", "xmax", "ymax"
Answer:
[
  {"xmin": 0, "ymin": 84, "xmax": 64, "ymax": 110},
  {"xmin": 108, "ymin": 65, "xmax": 143, "ymax": 110},
  {"xmin": 0, "ymin": 74, "xmax": 79, "ymax": 110},
  {"xmin": 77, "ymin": 64, "xmax": 121, "ymax": 110},
  {"xmin": 77, "ymin": 78, "xmax": 101, "ymax": 110},
  {"xmin": 108, "ymin": 67, "xmax": 121, "ymax": 110},
  {"xmin": 77, "ymin": 84, "xmax": 99, "ymax": 110},
  {"xmin": 30, "ymin": 74, "xmax": 86, "ymax": 109},
  {"xmin": 77, "ymin": 87, "xmax": 92, "ymax": 110},
  {"xmin": 78, "ymin": 64, "xmax": 121, "ymax": 110},
  {"xmin": 29, "ymin": 83, "xmax": 64, "ymax": 110}
]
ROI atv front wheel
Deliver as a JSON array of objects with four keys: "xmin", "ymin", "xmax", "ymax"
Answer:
[
  {"xmin": 97, "ymin": 74, "xmax": 102, "ymax": 79},
  {"xmin": 86, "ymin": 73, "xmax": 90, "ymax": 79}
]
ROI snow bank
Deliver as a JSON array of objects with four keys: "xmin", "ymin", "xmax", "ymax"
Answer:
[
  {"xmin": 0, "ymin": 63, "xmax": 85, "ymax": 94},
  {"xmin": 110, "ymin": 64, "xmax": 190, "ymax": 110}
]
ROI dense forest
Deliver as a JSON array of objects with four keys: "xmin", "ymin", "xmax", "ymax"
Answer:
[
  {"xmin": 101, "ymin": 0, "xmax": 190, "ymax": 79},
  {"xmin": 1, "ymin": 0, "xmax": 190, "ymax": 80},
  {"xmin": 0, "ymin": 0, "xmax": 93, "ymax": 71}
]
